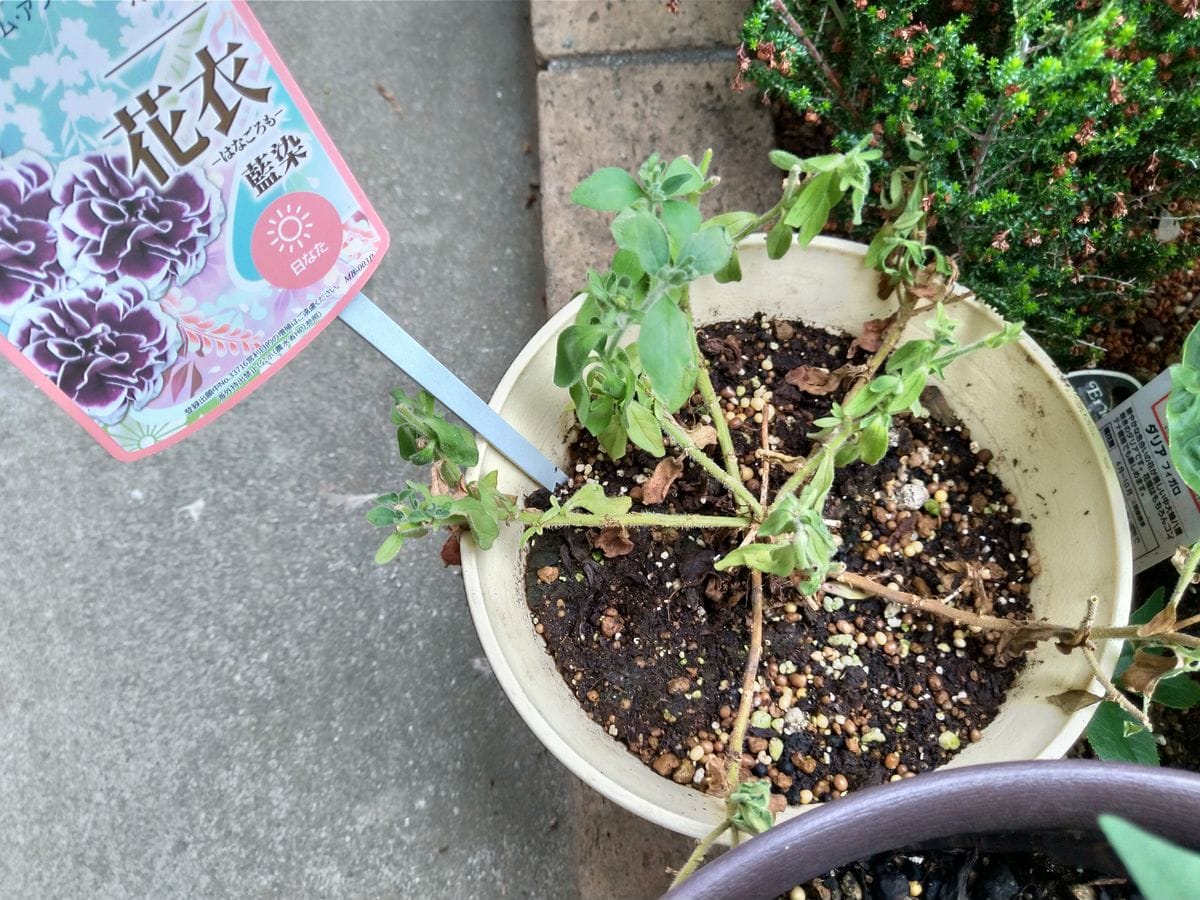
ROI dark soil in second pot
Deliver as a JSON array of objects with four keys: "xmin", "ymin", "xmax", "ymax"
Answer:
[{"xmin": 522, "ymin": 314, "xmax": 1038, "ymax": 810}]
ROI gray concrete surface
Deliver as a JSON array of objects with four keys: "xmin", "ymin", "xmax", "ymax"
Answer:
[{"xmin": 0, "ymin": 2, "xmax": 653, "ymax": 896}]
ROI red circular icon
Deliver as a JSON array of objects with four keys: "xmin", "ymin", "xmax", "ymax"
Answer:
[{"xmin": 251, "ymin": 191, "xmax": 343, "ymax": 289}]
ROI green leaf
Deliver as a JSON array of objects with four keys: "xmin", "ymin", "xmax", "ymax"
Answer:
[
  {"xmin": 713, "ymin": 247, "xmax": 742, "ymax": 284},
  {"xmin": 858, "ymin": 415, "xmax": 890, "ymax": 466},
  {"xmin": 366, "ymin": 505, "xmax": 398, "ymax": 527},
  {"xmin": 662, "ymin": 200, "xmax": 702, "ymax": 250},
  {"xmin": 715, "ymin": 542, "xmax": 798, "ymax": 577},
  {"xmin": 661, "ymin": 156, "xmax": 704, "ymax": 196},
  {"xmin": 427, "ymin": 418, "xmax": 479, "ymax": 468},
  {"xmin": 555, "ymin": 324, "xmax": 605, "ymax": 388},
  {"xmin": 705, "ymin": 211, "xmax": 760, "ymax": 236},
  {"xmin": 1086, "ymin": 701, "xmax": 1159, "ymax": 765},
  {"xmin": 768, "ymin": 149, "xmax": 803, "ymax": 171},
  {"xmin": 729, "ymin": 779, "xmax": 774, "ymax": 835},
  {"xmin": 624, "ymin": 400, "xmax": 666, "ymax": 457},
  {"xmin": 1153, "ymin": 672, "xmax": 1200, "ymax": 710},
  {"xmin": 679, "ymin": 226, "xmax": 733, "ymax": 276},
  {"xmin": 1099, "ymin": 815, "xmax": 1200, "ymax": 900},
  {"xmin": 766, "ymin": 220, "xmax": 793, "ymax": 260},
  {"xmin": 566, "ymin": 482, "xmax": 633, "ymax": 517},
  {"xmin": 611, "ymin": 248, "xmax": 645, "ymax": 284},
  {"xmin": 612, "ymin": 208, "xmax": 670, "ymax": 274},
  {"xmin": 639, "ymin": 296, "xmax": 697, "ymax": 411},
  {"xmin": 374, "ymin": 531, "xmax": 405, "ymax": 565},
  {"xmin": 797, "ymin": 452, "xmax": 835, "ymax": 511},
  {"xmin": 571, "ymin": 167, "xmax": 645, "ymax": 211},
  {"xmin": 597, "ymin": 417, "xmax": 629, "ymax": 461},
  {"xmin": 759, "ymin": 495, "xmax": 801, "ymax": 537},
  {"xmin": 1168, "ymin": 358, "xmax": 1200, "ymax": 498},
  {"xmin": 783, "ymin": 169, "xmax": 838, "ymax": 246}
]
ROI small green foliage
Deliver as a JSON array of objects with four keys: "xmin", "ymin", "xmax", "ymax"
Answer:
[
  {"xmin": 1099, "ymin": 815, "xmax": 1200, "ymax": 900},
  {"xmin": 521, "ymin": 482, "xmax": 634, "ymax": 544},
  {"xmin": 728, "ymin": 779, "xmax": 774, "ymax": 836},
  {"xmin": 368, "ymin": 471, "xmax": 517, "ymax": 558},
  {"xmin": 391, "ymin": 387, "xmax": 478, "ymax": 484},
  {"xmin": 1087, "ymin": 701, "xmax": 1159, "ymax": 765},
  {"xmin": 740, "ymin": 0, "xmax": 1200, "ymax": 362}
]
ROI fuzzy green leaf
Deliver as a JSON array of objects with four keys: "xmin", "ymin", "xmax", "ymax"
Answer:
[
  {"xmin": 766, "ymin": 220, "xmax": 793, "ymax": 260},
  {"xmin": 571, "ymin": 167, "xmax": 645, "ymax": 211},
  {"xmin": 624, "ymin": 400, "xmax": 666, "ymax": 457},
  {"xmin": 639, "ymin": 296, "xmax": 697, "ymax": 411},
  {"xmin": 768, "ymin": 149, "xmax": 803, "ymax": 171},
  {"xmin": 566, "ymin": 482, "xmax": 633, "ymax": 517},
  {"xmin": 714, "ymin": 542, "xmax": 796, "ymax": 577},
  {"xmin": 555, "ymin": 324, "xmax": 605, "ymax": 388},
  {"xmin": 680, "ymin": 226, "xmax": 733, "ymax": 276},
  {"xmin": 661, "ymin": 156, "xmax": 704, "ymax": 196},
  {"xmin": 612, "ymin": 207, "xmax": 670, "ymax": 274},
  {"xmin": 713, "ymin": 247, "xmax": 743, "ymax": 284},
  {"xmin": 662, "ymin": 200, "xmax": 702, "ymax": 250},
  {"xmin": 374, "ymin": 532, "xmax": 405, "ymax": 565},
  {"xmin": 729, "ymin": 780, "xmax": 774, "ymax": 835},
  {"xmin": 858, "ymin": 415, "xmax": 890, "ymax": 466}
]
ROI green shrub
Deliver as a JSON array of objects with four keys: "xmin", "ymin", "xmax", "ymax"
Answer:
[{"xmin": 740, "ymin": 0, "xmax": 1200, "ymax": 362}]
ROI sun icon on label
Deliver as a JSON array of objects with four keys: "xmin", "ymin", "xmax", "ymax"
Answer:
[{"xmin": 264, "ymin": 203, "xmax": 313, "ymax": 256}]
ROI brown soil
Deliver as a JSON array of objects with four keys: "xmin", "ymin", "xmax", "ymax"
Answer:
[{"xmin": 523, "ymin": 316, "xmax": 1036, "ymax": 808}]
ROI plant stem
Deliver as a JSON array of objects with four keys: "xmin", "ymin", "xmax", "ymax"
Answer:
[
  {"xmin": 1090, "ymin": 626, "xmax": 1200, "ymax": 651},
  {"xmin": 835, "ymin": 571, "xmax": 1029, "ymax": 633},
  {"xmin": 517, "ymin": 509, "xmax": 750, "ymax": 530},
  {"xmin": 1081, "ymin": 642, "xmax": 1154, "ymax": 733},
  {"xmin": 1166, "ymin": 540, "xmax": 1200, "ymax": 615},
  {"xmin": 725, "ymin": 569, "xmax": 765, "ymax": 791},
  {"xmin": 696, "ymin": 365, "xmax": 742, "ymax": 482},
  {"xmin": 659, "ymin": 412, "xmax": 765, "ymax": 520},
  {"xmin": 771, "ymin": 427, "xmax": 852, "ymax": 507},
  {"xmin": 668, "ymin": 818, "xmax": 732, "ymax": 890}
]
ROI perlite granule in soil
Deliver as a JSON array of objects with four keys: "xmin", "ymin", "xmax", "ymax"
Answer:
[{"xmin": 524, "ymin": 315, "xmax": 1036, "ymax": 808}]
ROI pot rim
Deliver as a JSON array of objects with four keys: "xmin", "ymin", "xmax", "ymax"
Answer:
[
  {"xmin": 462, "ymin": 235, "xmax": 1133, "ymax": 839},
  {"xmin": 661, "ymin": 759, "xmax": 1200, "ymax": 900}
]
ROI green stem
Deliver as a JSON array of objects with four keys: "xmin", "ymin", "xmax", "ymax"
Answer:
[
  {"xmin": 725, "ymin": 570, "xmax": 765, "ymax": 791},
  {"xmin": 659, "ymin": 413, "xmax": 764, "ymax": 520},
  {"xmin": 696, "ymin": 365, "xmax": 741, "ymax": 482},
  {"xmin": 517, "ymin": 509, "xmax": 750, "ymax": 530},
  {"xmin": 669, "ymin": 818, "xmax": 732, "ymax": 890},
  {"xmin": 770, "ymin": 428, "xmax": 852, "ymax": 508}
]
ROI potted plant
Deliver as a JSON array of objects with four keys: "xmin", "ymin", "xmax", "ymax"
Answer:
[
  {"xmin": 658, "ymin": 759, "xmax": 1200, "ymax": 900},
  {"xmin": 369, "ymin": 147, "xmax": 1131, "ymax": 868}
]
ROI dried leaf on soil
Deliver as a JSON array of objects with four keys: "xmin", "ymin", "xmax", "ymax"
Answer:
[
  {"xmin": 784, "ymin": 365, "xmax": 842, "ymax": 396},
  {"xmin": 642, "ymin": 457, "xmax": 684, "ymax": 505},
  {"xmin": 1048, "ymin": 689, "xmax": 1103, "ymax": 713},
  {"xmin": 684, "ymin": 423, "xmax": 719, "ymax": 450},
  {"xmin": 440, "ymin": 531, "xmax": 462, "ymax": 567},
  {"xmin": 595, "ymin": 526, "xmax": 634, "ymax": 558},
  {"xmin": 537, "ymin": 565, "xmax": 560, "ymax": 584},
  {"xmin": 849, "ymin": 314, "xmax": 895, "ymax": 355}
]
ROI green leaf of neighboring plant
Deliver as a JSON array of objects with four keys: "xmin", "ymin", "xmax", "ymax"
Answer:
[
  {"xmin": 570, "ymin": 167, "xmax": 645, "ymax": 211},
  {"xmin": 1099, "ymin": 815, "xmax": 1200, "ymax": 900},
  {"xmin": 1153, "ymin": 672, "xmax": 1200, "ymax": 710},
  {"xmin": 1086, "ymin": 701, "xmax": 1159, "ymax": 765},
  {"xmin": 680, "ymin": 226, "xmax": 733, "ymax": 276},
  {"xmin": 640, "ymin": 295, "xmax": 697, "ymax": 411},
  {"xmin": 427, "ymin": 417, "xmax": 480, "ymax": 468},
  {"xmin": 611, "ymin": 207, "xmax": 670, "ymax": 274},
  {"xmin": 624, "ymin": 399, "xmax": 666, "ymax": 457},
  {"xmin": 729, "ymin": 779, "xmax": 774, "ymax": 836},
  {"xmin": 705, "ymin": 211, "xmax": 760, "ymax": 236},
  {"xmin": 555, "ymin": 324, "xmax": 605, "ymax": 388},
  {"xmin": 392, "ymin": 388, "xmax": 477, "ymax": 468},
  {"xmin": 374, "ymin": 531, "xmax": 405, "ymax": 565},
  {"xmin": 766, "ymin": 219, "xmax": 793, "ymax": 260}
]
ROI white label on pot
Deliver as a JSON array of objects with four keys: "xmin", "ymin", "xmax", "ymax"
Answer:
[{"xmin": 1097, "ymin": 369, "xmax": 1200, "ymax": 571}]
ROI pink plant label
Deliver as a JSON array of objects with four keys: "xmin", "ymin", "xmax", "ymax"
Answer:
[{"xmin": 0, "ymin": 0, "xmax": 389, "ymax": 459}]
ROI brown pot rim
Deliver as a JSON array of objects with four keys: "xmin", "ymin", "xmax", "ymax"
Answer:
[{"xmin": 662, "ymin": 759, "xmax": 1200, "ymax": 900}]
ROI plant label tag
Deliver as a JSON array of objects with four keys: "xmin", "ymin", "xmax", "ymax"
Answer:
[
  {"xmin": 1096, "ymin": 369, "xmax": 1200, "ymax": 571},
  {"xmin": 0, "ymin": 0, "xmax": 388, "ymax": 459}
]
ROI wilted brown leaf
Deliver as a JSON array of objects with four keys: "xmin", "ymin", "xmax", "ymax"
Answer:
[
  {"xmin": 430, "ymin": 460, "xmax": 467, "ymax": 498},
  {"xmin": 785, "ymin": 365, "xmax": 841, "ymax": 396},
  {"xmin": 1047, "ymin": 689, "xmax": 1103, "ymax": 713},
  {"xmin": 995, "ymin": 622, "xmax": 1061, "ymax": 661},
  {"xmin": 1137, "ymin": 605, "xmax": 1178, "ymax": 637},
  {"xmin": 849, "ymin": 315, "xmax": 895, "ymax": 355},
  {"xmin": 1121, "ymin": 649, "xmax": 1177, "ymax": 696},
  {"xmin": 642, "ymin": 457, "xmax": 684, "ymax": 505},
  {"xmin": 440, "ymin": 531, "xmax": 462, "ymax": 567},
  {"xmin": 595, "ymin": 526, "xmax": 634, "ymax": 558}
]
